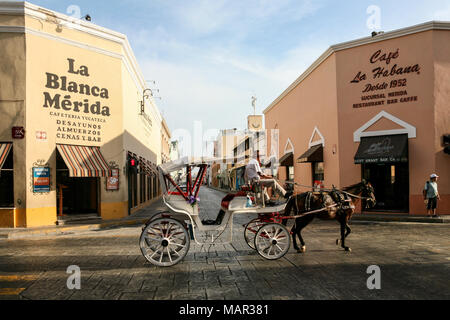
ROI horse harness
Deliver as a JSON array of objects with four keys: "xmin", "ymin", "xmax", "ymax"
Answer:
[{"xmin": 291, "ymin": 189, "xmax": 355, "ymax": 220}]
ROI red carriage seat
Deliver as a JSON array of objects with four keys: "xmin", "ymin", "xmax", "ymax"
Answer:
[{"xmin": 221, "ymin": 191, "xmax": 247, "ymax": 210}]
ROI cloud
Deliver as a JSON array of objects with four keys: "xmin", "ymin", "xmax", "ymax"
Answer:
[
  {"xmin": 120, "ymin": 0, "xmax": 326, "ymax": 155},
  {"xmin": 433, "ymin": 5, "xmax": 450, "ymax": 20},
  {"xmin": 165, "ymin": 0, "xmax": 323, "ymax": 37}
]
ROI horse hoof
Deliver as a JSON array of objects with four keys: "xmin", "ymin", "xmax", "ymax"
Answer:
[
  {"xmin": 296, "ymin": 246, "xmax": 306, "ymax": 253},
  {"xmin": 344, "ymin": 247, "xmax": 352, "ymax": 252}
]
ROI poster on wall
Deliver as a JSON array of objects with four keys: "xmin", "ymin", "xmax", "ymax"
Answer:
[
  {"xmin": 106, "ymin": 169, "xmax": 119, "ymax": 191},
  {"xmin": 33, "ymin": 167, "xmax": 50, "ymax": 193}
]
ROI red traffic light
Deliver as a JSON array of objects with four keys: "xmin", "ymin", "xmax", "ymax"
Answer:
[{"xmin": 129, "ymin": 157, "xmax": 139, "ymax": 167}]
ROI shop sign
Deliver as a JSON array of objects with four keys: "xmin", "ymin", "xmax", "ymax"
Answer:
[
  {"xmin": 350, "ymin": 48, "xmax": 421, "ymax": 109},
  {"xmin": 106, "ymin": 169, "xmax": 119, "ymax": 191},
  {"xmin": 12, "ymin": 127, "xmax": 25, "ymax": 139},
  {"xmin": 43, "ymin": 58, "xmax": 112, "ymax": 144},
  {"xmin": 33, "ymin": 167, "xmax": 50, "ymax": 193}
]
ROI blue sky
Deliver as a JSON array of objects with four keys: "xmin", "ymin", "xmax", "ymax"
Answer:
[{"xmin": 23, "ymin": 0, "xmax": 450, "ymax": 141}]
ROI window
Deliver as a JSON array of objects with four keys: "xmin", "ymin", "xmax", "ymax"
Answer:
[
  {"xmin": 312, "ymin": 162, "xmax": 324, "ymax": 183},
  {"xmin": 140, "ymin": 173, "xmax": 145, "ymax": 204},
  {"xmin": 147, "ymin": 176, "xmax": 151, "ymax": 201},
  {"xmin": 132, "ymin": 172, "xmax": 138, "ymax": 208},
  {"xmin": 0, "ymin": 147, "xmax": 13, "ymax": 207},
  {"xmin": 153, "ymin": 176, "xmax": 157, "ymax": 198},
  {"xmin": 286, "ymin": 166, "xmax": 294, "ymax": 181}
]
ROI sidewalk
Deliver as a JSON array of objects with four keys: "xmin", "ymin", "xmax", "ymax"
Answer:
[
  {"xmin": 1, "ymin": 191, "xmax": 448, "ymax": 240},
  {"xmin": 208, "ymin": 185, "xmax": 449, "ymax": 224},
  {"xmin": 0, "ymin": 198, "xmax": 166, "ymax": 240},
  {"xmin": 351, "ymin": 213, "xmax": 450, "ymax": 224}
]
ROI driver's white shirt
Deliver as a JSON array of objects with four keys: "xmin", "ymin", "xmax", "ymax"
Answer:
[{"xmin": 245, "ymin": 159, "xmax": 262, "ymax": 182}]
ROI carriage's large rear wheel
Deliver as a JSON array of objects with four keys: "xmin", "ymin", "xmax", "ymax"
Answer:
[
  {"xmin": 140, "ymin": 217, "xmax": 190, "ymax": 267},
  {"xmin": 254, "ymin": 223, "xmax": 290, "ymax": 260},
  {"xmin": 244, "ymin": 218, "xmax": 267, "ymax": 250}
]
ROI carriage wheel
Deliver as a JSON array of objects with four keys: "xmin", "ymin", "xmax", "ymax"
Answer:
[
  {"xmin": 144, "ymin": 213, "xmax": 187, "ymax": 248},
  {"xmin": 244, "ymin": 219, "xmax": 267, "ymax": 250},
  {"xmin": 139, "ymin": 218, "xmax": 190, "ymax": 267},
  {"xmin": 254, "ymin": 223, "xmax": 290, "ymax": 260}
]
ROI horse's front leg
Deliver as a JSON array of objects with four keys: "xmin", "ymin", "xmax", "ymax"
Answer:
[
  {"xmin": 339, "ymin": 219, "xmax": 351, "ymax": 252},
  {"xmin": 344, "ymin": 224, "xmax": 351, "ymax": 239},
  {"xmin": 291, "ymin": 224, "xmax": 300, "ymax": 252}
]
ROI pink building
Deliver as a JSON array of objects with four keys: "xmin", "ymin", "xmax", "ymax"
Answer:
[{"xmin": 264, "ymin": 21, "xmax": 450, "ymax": 216}]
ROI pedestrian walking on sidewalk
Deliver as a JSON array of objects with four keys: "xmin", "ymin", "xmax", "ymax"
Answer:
[{"xmin": 423, "ymin": 173, "xmax": 440, "ymax": 217}]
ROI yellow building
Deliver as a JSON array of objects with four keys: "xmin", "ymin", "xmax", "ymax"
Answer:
[
  {"xmin": 161, "ymin": 119, "xmax": 171, "ymax": 164},
  {"xmin": 0, "ymin": 1, "xmax": 168, "ymax": 227}
]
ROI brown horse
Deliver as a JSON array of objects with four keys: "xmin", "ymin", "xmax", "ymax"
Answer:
[{"xmin": 283, "ymin": 181, "xmax": 376, "ymax": 253}]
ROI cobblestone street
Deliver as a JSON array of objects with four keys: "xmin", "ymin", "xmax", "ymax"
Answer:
[{"xmin": 0, "ymin": 187, "xmax": 449, "ymax": 300}]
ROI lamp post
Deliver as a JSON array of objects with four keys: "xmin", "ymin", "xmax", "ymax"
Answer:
[{"xmin": 140, "ymin": 88, "xmax": 153, "ymax": 114}]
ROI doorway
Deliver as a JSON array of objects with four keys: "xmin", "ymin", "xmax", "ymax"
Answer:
[
  {"xmin": 56, "ymin": 150, "xmax": 99, "ymax": 215},
  {"xmin": 362, "ymin": 162, "xmax": 409, "ymax": 212}
]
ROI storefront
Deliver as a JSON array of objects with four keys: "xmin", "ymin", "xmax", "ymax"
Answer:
[
  {"xmin": 0, "ymin": 2, "xmax": 166, "ymax": 227},
  {"xmin": 264, "ymin": 21, "xmax": 450, "ymax": 215}
]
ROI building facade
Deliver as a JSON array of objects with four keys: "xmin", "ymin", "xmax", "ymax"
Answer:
[
  {"xmin": 264, "ymin": 21, "xmax": 450, "ymax": 215},
  {"xmin": 211, "ymin": 115, "xmax": 267, "ymax": 191},
  {"xmin": 0, "ymin": 2, "xmax": 168, "ymax": 227},
  {"xmin": 161, "ymin": 119, "xmax": 171, "ymax": 164}
]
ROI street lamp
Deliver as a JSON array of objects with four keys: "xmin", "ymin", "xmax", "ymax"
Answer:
[{"xmin": 140, "ymin": 88, "xmax": 153, "ymax": 114}]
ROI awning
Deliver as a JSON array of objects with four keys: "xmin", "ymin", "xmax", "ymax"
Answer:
[
  {"xmin": 57, "ymin": 144, "xmax": 111, "ymax": 177},
  {"xmin": 297, "ymin": 144, "xmax": 323, "ymax": 163},
  {"xmin": 279, "ymin": 152, "xmax": 293, "ymax": 166},
  {"xmin": 0, "ymin": 143, "xmax": 12, "ymax": 170},
  {"xmin": 354, "ymin": 134, "xmax": 408, "ymax": 164}
]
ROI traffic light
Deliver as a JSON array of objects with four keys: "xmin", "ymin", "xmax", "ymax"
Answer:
[
  {"xmin": 444, "ymin": 134, "xmax": 450, "ymax": 155},
  {"xmin": 128, "ymin": 156, "xmax": 139, "ymax": 172}
]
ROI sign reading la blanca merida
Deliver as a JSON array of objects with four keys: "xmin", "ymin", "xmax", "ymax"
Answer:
[
  {"xmin": 42, "ymin": 58, "xmax": 111, "ymax": 143},
  {"xmin": 350, "ymin": 49, "xmax": 420, "ymax": 109}
]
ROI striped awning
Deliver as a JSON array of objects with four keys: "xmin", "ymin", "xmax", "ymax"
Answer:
[
  {"xmin": 0, "ymin": 143, "xmax": 12, "ymax": 170},
  {"xmin": 57, "ymin": 144, "xmax": 111, "ymax": 177}
]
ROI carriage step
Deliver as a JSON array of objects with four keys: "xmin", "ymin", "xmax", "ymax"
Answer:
[{"xmin": 201, "ymin": 210, "xmax": 225, "ymax": 226}]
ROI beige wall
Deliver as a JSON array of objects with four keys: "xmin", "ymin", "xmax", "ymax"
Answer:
[
  {"xmin": 0, "ymin": 18, "xmax": 27, "ymax": 226},
  {"xmin": 0, "ymin": 4, "xmax": 166, "ymax": 227},
  {"xmin": 161, "ymin": 120, "xmax": 171, "ymax": 163}
]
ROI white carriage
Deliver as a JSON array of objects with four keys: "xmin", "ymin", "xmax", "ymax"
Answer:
[{"xmin": 139, "ymin": 157, "xmax": 291, "ymax": 267}]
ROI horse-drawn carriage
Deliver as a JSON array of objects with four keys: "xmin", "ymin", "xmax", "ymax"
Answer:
[{"xmin": 139, "ymin": 157, "xmax": 376, "ymax": 267}]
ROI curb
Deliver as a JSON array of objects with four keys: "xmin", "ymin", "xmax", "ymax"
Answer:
[
  {"xmin": 1, "ymin": 218, "xmax": 149, "ymax": 240},
  {"xmin": 351, "ymin": 215, "xmax": 449, "ymax": 224}
]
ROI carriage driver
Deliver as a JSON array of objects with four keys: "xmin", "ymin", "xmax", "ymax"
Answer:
[{"xmin": 244, "ymin": 154, "xmax": 292, "ymax": 203}]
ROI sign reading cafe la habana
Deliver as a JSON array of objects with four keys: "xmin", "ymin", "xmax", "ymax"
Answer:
[
  {"xmin": 350, "ymin": 49, "xmax": 421, "ymax": 109},
  {"xmin": 42, "ymin": 58, "xmax": 111, "ymax": 143}
]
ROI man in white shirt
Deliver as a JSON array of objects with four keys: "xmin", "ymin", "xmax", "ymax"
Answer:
[
  {"xmin": 245, "ymin": 157, "xmax": 291, "ymax": 203},
  {"xmin": 423, "ymin": 173, "xmax": 440, "ymax": 217}
]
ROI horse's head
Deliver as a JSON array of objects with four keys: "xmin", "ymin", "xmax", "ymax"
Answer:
[{"xmin": 361, "ymin": 180, "xmax": 376, "ymax": 209}]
